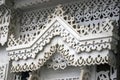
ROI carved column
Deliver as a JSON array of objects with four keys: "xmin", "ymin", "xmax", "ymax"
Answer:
[{"xmin": 80, "ymin": 66, "xmax": 91, "ymax": 80}]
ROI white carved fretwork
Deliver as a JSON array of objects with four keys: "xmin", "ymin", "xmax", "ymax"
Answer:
[
  {"xmin": 6, "ymin": 0, "xmax": 119, "ymax": 73},
  {"xmin": 7, "ymin": 0, "xmax": 119, "ymax": 48},
  {"xmin": 10, "ymin": 43, "xmax": 73, "ymax": 72},
  {"xmin": 17, "ymin": 0, "xmax": 119, "ymax": 35},
  {"xmin": 0, "ymin": 6, "xmax": 11, "ymax": 46},
  {"xmin": 7, "ymin": 16, "xmax": 118, "ymax": 61},
  {"xmin": 0, "ymin": 64, "xmax": 8, "ymax": 80},
  {"xmin": 10, "ymin": 38, "xmax": 116, "ymax": 73},
  {"xmin": 8, "ymin": 10, "xmax": 118, "ymax": 73}
]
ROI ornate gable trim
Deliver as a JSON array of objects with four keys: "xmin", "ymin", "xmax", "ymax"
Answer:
[
  {"xmin": 7, "ymin": 16, "xmax": 80, "ymax": 50},
  {"xmin": 11, "ymin": 42, "xmax": 116, "ymax": 72},
  {"xmin": 7, "ymin": 17, "xmax": 117, "ymax": 61},
  {"xmin": 7, "ymin": 4, "xmax": 118, "ymax": 72},
  {"xmin": 11, "ymin": 43, "xmax": 72, "ymax": 72}
]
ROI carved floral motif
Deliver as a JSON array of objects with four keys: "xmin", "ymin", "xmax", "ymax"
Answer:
[{"xmin": 46, "ymin": 53, "xmax": 70, "ymax": 70}]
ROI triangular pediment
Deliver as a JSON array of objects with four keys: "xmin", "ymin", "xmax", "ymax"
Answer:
[
  {"xmin": 5, "ymin": 3, "xmax": 118, "ymax": 73},
  {"xmin": 7, "ymin": 16, "xmax": 117, "ymax": 65},
  {"xmin": 7, "ymin": 16, "xmax": 80, "ymax": 50},
  {"xmin": 7, "ymin": 5, "xmax": 117, "ymax": 62},
  {"xmin": 7, "ymin": 16, "xmax": 88, "ymax": 61}
]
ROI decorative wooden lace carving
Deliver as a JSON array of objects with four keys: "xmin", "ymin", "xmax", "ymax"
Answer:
[
  {"xmin": 0, "ymin": 6, "xmax": 11, "ymax": 46},
  {"xmin": 7, "ymin": 16, "xmax": 118, "ymax": 61},
  {"xmin": 11, "ymin": 43, "xmax": 72, "ymax": 72},
  {"xmin": 10, "ymin": 42, "xmax": 116, "ymax": 72},
  {"xmin": 7, "ymin": 0, "xmax": 119, "ymax": 72},
  {"xmin": 7, "ymin": 0, "xmax": 119, "ymax": 48}
]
